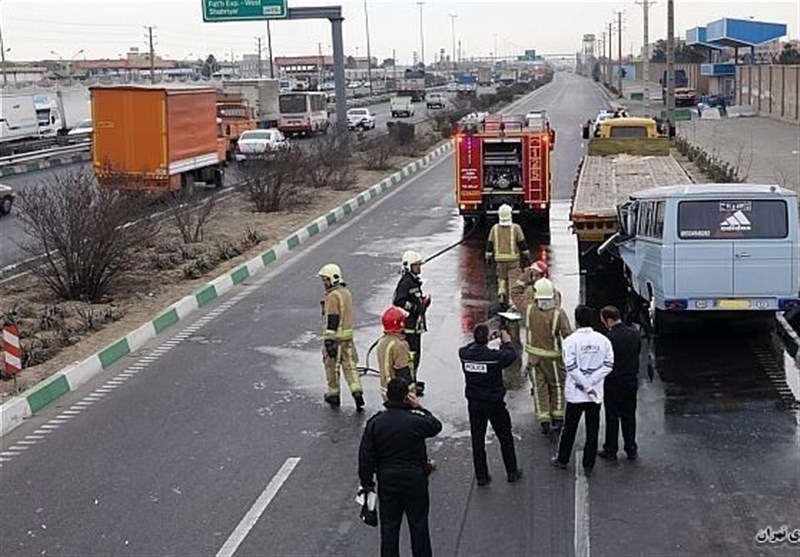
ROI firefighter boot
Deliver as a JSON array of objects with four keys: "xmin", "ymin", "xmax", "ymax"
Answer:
[
  {"xmin": 324, "ymin": 394, "xmax": 341, "ymax": 408},
  {"xmin": 353, "ymin": 392, "xmax": 365, "ymax": 413}
]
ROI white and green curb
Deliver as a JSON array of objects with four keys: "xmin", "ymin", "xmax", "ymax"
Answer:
[
  {"xmin": 0, "ymin": 141, "xmax": 453, "ymax": 437},
  {"xmin": 0, "ymin": 151, "xmax": 92, "ymax": 178}
]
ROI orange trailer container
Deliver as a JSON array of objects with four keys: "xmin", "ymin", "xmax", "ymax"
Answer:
[{"xmin": 91, "ymin": 85, "xmax": 225, "ymax": 192}]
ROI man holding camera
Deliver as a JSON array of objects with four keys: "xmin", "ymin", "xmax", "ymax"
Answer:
[
  {"xmin": 459, "ymin": 324, "xmax": 524, "ymax": 486},
  {"xmin": 359, "ymin": 378, "xmax": 442, "ymax": 557}
]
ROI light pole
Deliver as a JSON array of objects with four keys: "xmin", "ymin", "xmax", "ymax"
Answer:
[
  {"xmin": 666, "ymin": 0, "xmax": 675, "ymax": 132},
  {"xmin": 416, "ymin": 2, "xmax": 425, "ymax": 68},
  {"xmin": 364, "ymin": 0, "xmax": 373, "ymax": 95},
  {"xmin": 266, "ymin": 21, "xmax": 274, "ymax": 79},
  {"xmin": 636, "ymin": 0, "xmax": 654, "ymax": 114},
  {"xmin": 493, "ymin": 33, "xmax": 498, "ymax": 66},
  {"xmin": 448, "ymin": 13, "xmax": 457, "ymax": 71},
  {"xmin": 0, "ymin": 15, "xmax": 6, "ymax": 87}
]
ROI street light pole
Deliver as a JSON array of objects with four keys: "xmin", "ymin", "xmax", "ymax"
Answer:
[
  {"xmin": 0, "ymin": 12, "xmax": 7, "ymax": 87},
  {"xmin": 266, "ymin": 20, "xmax": 275, "ymax": 79},
  {"xmin": 416, "ymin": 2, "xmax": 425, "ymax": 67},
  {"xmin": 616, "ymin": 10, "xmax": 624, "ymax": 97},
  {"xmin": 636, "ymin": 0, "xmax": 654, "ymax": 115},
  {"xmin": 448, "ymin": 13, "xmax": 457, "ymax": 72},
  {"xmin": 666, "ymin": 0, "xmax": 675, "ymax": 132},
  {"xmin": 364, "ymin": 0, "xmax": 373, "ymax": 95}
]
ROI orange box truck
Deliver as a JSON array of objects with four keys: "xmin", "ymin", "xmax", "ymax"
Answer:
[{"xmin": 91, "ymin": 85, "xmax": 226, "ymax": 192}]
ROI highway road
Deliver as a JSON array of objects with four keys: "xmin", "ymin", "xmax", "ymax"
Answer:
[
  {"xmin": 0, "ymin": 89, "xmax": 487, "ymax": 271},
  {"xmin": 1, "ymin": 73, "xmax": 798, "ymax": 556}
]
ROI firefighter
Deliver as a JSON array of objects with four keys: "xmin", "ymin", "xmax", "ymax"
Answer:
[
  {"xmin": 393, "ymin": 251, "xmax": 431, "ymax": 396},
  {"xmin": 514, "ymin": 260, "xmax": 563, "ymax": 312},
  {"xmin": 319, "ymin": 263, "xmax": 365, "ymax": 411},
  {"xmin": 524, "ymin": 277, "xmax": 572, "ymax": 434},
  {"xmin": 486, "ymin": 204, "xmax": 531, "ymax": 310},
  {"xmin": 377, "ymin": 307, "xmax": 414, "ymax": 401}
]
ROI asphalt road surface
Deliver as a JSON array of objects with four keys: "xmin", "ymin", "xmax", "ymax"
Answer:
[{"xmin": 1, "ymin": 73, "xmax": 798, "ymax": 557}]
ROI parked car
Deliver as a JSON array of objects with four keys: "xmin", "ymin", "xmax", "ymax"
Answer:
[
  {"xmin": 235, "ymin": 129, "xmax": 289, "ymax": 161},
  {"xmin": 390, "ymin": 96, "xmax": 415, "ymax": 118},
  {"xmin": 67, "ymin": 118, "xmax": 92, "ymax": 141},
  {"xmin": 347, "ymin": 108, "xmax": 376, "ymax": 130},
  {"xmin": 0, "ymin": 183, "xmax": 15, "ymax": 215},
  {"xmin": 426, "ymin": 93, "xmax": 445, "ymax": 109}
]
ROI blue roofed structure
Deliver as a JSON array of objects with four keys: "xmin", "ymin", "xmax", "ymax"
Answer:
[
  {"xmin": 686, "ymin": 27, "xmax": 722, "ymax": 50},
  {"xmin": 704, "ymin": 18, "xmax": 787, "ymax": 49}
]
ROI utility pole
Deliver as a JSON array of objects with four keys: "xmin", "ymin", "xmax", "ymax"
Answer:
[
  {"xmin": 318, "ymin": 42, "xmax": 324, "ymax": 88},
  {"xmin": 666, "ymin": 0, "xmax": 675, "ymax": 133},
  {"xmin": 616, "ymin": 10, "xmax": 624, "ymax": 97},
  {"xmin": 600, "ymin": 31, "xmax": 606, "ymax": 83},
  {"xmin": 364, "ymin": 0, "xmax": 373, "ymax": 95},
  {"xmin": 448, "ymin": 13, "xmax": 457, "ymax": 72},
  {"xmin": 636, "ymin": 0, "xmax": 654, "ymax": 115},
  {"xmin": 416, "ymin": 2, "xmax": 425, "ymax": 67},
  {"xmin": 266, "ymin": 21, "xmax": 274, "ymax": 79},
  {"xmin": 608, "ymin": 21, "xmax": 613, "ymax": 88},
  {"xmin": 256, "ymin": 36, "xmax": 263, "ymax": 78},
  {"xmin": 145, "ymin": 26, "xmax": 156, "ymax": 82},
  {"xmin": 493, "ymin": 33, "xmax": 498, "ymax": 66},
  {"xmin": 0, "ymin": 12, "xmax": 7, "ymax": 87},
  {"xmin": 392, "ymin": 47, "xmax": 397, "ymax": 81}
]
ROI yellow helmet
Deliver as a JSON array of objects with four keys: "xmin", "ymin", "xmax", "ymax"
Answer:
[
  {"xmin": 498, "ymin": 204, "xmax": 513, "ymax": 225},
  {"xmin": 318, "ymin": 263, "xmax": 342, "ymax": 285},
  {"xmin": 533, "ymin": 278, "xmax": 555, "ymax": 300},
  {"xmin": 402, "ymin": 250, "xmax": 423, "ymax": 270}
]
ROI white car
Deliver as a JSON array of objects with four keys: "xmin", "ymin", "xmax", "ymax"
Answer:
[
  {"xmin": 447, "ymin": 82, "xmax": 458, "ymax": 92},
  {"xmin": 346, "ymin": 108, "xmax": 376, "ymax": 130},
  {"xmin": 0, "ymin": 183, "xmax": 15, "ymax": 215},
  {"xmin": 68, "ymin": 118, "xmax": 93, "ymax": 141},
  {"xmin": 235, "ymin": 129, "xmax": 289, "ymax": 161}
]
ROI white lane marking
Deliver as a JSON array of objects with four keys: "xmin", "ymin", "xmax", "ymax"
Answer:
[
  {"xmin": 85, "ymin": 393, "xmax": 106, "ymax": 398},
  {"xmin": 25, "ymin": 435, "xmax": 45, "ymax": 440},
  {"xmin": 8, "ymin": 445, "xmax": 29, "ymax": 451},
  {"xmin": 74, "ymin": 401, "xmax": 95, "ymax": 407},
  {"xmin": 39, "ymin": 425, "xmax": 60, "ymax": 429},
  {"xmin": 0, "ymin": 457, "xmax": 11, "ymax": 462},
  {"xmin": 61, "ymin": 410, "xmax": 81, "ymax": 415},
  {"xmin": 49, "ymin": 419, "xmax": 69, "ymax": 424},
  {"xmin": 0, "ymin": 452, "xmax": 21, "ymax": 457},
  {"xmin": 16, "ymin": 440, "xmax": 38, "ymax": 445},
  {"xmin": 574, "ymin": 450, "xmax": 591, "ymax": 557},
  {"xmin": 215, "ymin": 457, "xmax": 301, "ymax": 557},
  {"xmin": 32, "ymin": 430, "xmax": 52, "ymax": 435}
]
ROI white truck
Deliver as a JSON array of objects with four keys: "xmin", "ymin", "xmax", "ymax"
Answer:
[
  {"xmin": 390, "ymin": 96, "xmax": 415, "ymax": 118},
  {"xmin": 32, "ymin": 86, "xmax": 91, "ymax": 140},
  {"xmin": 0, "ymin": 93, "xmax": 41, "ymax": 154},
  {"xmin": 222, "ymin": 78, "xmax": 281, "ymax": 128}
]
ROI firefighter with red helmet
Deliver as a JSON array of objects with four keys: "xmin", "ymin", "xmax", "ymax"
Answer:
[{"xmin": 376, "ymin": 307, "xmax": 414, "ymax": 401}]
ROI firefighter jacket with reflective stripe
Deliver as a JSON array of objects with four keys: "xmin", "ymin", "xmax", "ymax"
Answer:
[
  {"xmin": 377, "ymin": 334, "xmax": 412, "ymax": 396},
  {"xmin": 525, "ymin": 303, "xmax": 572, "ymax": 359},
  {"xmin": 322, "ymin": 285, "xmax": 355, "ymax": 341},
  {"xmin": 393, "ymin": 271, "xmax": 427, "ymax": 334},
  {"xmin": 487, "ymin": 223, "xmax": 529, "ymax": 263}
]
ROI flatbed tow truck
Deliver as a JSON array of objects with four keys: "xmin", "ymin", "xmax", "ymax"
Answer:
[{"xmin": 570, "ymin": 116, "xmax": 691, "ymax": 309}]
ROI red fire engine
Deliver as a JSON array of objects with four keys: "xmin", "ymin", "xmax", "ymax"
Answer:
[{"xmin": 454, "ymin": 112, "xmax": 555, "ymax": 226}]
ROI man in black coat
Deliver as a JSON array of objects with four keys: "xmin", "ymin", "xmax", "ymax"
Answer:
[
  {"xmin": 459, "ymin": 324, "xmax": 523, "ymax": 486},
  {"xmin": 598, "ymin": 305, "xmax": 641, "ymax": 461},
  {"xmin": 359, "ymin": 378, "xmax": 442, "ymax": 557}
]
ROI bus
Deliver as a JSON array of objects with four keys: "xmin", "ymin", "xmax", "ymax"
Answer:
[
  {"xmin": 277, "ymin": 92, "xmax": 329, "ymax": 136},
  {"xmin": 605, "ymin": 184, "xmax": 800, "ymax": 332}
]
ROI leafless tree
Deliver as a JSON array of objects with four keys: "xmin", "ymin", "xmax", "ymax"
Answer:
[
  {"xmin": 300, "ymin": 131, "xmax": 356, "ymax": 191},
  {"xmin": 360, "ymin": 135, "xmax": 398, "ymax": 171},
  {"xmin": 241, "ymin": 148, "xmax": 306, "ymax": 212},
  {"xmin": 15, "ymin": 168, "xmax": 158, "ymax": 301},
  {"xmin": 165, "ymin": 190, "xmax": 218, "ymax": 243}
]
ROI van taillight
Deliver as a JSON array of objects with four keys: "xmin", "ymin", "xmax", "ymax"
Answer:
[
  {"xmin": 779, "ymin": 298, "xmax": 800, "ymax": 310},
  {"xmin": 665, "ymin": 299, "xmax": 688, "ymax": 310}
]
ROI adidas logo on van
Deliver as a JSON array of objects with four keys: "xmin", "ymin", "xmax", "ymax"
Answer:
[{"xmin": 720, "ymin": 210, "xmax": 752, "ymax": 232}]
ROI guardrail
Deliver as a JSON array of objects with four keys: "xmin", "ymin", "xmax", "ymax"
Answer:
[{"xmin": 0, "ymin": 144, "xmax": 91, "ymax": 168}]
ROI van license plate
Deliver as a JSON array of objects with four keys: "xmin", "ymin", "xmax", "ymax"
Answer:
[{"xmin": 718, "ymin": 299, "xmax": 751, "ymax": 309}]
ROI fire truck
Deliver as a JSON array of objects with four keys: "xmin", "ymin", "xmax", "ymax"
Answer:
[{"xmin": 454, "ymin": 112, "xmax": 555, "ymax": 226}]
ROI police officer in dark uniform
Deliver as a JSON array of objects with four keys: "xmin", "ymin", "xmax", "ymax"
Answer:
[
  {"xmin": 359, "ymin": 378, "xmax": 442, "ymax": 557},
  {"xmin": 459, "ymin": 324, "xmax": 523, "ymax": 486}
]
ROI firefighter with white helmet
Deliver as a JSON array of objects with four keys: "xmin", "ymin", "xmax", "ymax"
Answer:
[
  {"xmin": 524, "ymin": 277, "xmax": 572, "ymax": 434},
  {"xmin": 318, "ymin": 263, "xmax": 365, "ymax": 411},
  {"xmin": 486, "ymin": 204, "xmax": 531, "ymax": 310},
  {"xmin": 376, "ymin": 307, "xmax": 414, "ymax": 401},
  {"xmin": 393, "ymin": 250, "xmax": 431, "ymax": 395},
  {"xmin": 512, "ymin": 259, "xmax": 563, "ymax": 313}
]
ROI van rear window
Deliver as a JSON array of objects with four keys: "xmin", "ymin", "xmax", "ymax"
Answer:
[
  {"xmin": 609, "ymin": 126, "xmax": 648, "ymax": 138},
  {"xmin": 678, "ymin": 200, "xmax": 788, "ymax": 239}
]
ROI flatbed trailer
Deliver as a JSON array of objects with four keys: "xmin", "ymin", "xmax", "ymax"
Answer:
[{"xmin": 570, "ymin": 130, "xmax": 692, "ymax": 308}]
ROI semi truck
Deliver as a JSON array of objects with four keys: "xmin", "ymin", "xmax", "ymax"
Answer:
[
  {"xmin": 456, "ymin": 74, "xmax": 478, "ymax": 97},
  {"xmin": 32, "ymin": 86, "xmax": 91, "ymax": 140},
  {"xmin": 397, "ymin": 69, "xmax": 426, "ymax": 102},
  {"xmin": 216, "ymin": 92, "xmax": 258, "ymax": 160},
  {"xmin": 571, "ymin": 116, "xmax": 691, "ymax": 310},
  {"xmin": 477, "ymin": 67, "xmax": 493, "ymax": 86},
  {"xmin": 91, "ymin": 85, "xmax": 225, "ymax": 193},
  {"xmin": 454, "ymin": 113, "xmax": 556, "ymax": 227},
  {"xmin": 0, "ymin": 93, "xmax": 40, "ymax": 153},
  {"xmin": 661, "ymin": 69, "xmax": 697, "ymax": 107},
  {"xmin": 221, "ymin": 78, "xmax": 281, "ymax": 128}
]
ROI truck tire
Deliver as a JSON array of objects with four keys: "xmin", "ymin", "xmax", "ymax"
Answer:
[
  {"xmin": 0, "ymin": 196, "xmax": 12, "ymax": 215},
  {"xmin": 213, "ymin": 167, "xmax": 225, "ymax": 188}
]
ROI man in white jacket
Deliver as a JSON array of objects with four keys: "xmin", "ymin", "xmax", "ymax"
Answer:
[{"xmin": 551, "ymin": 305, "xmax": 614, "ymax": 477}]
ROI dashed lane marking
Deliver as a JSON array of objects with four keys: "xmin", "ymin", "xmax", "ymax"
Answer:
[{"xmin": 574, "ymin": 450, "xmax": 591, "ymax": 557}]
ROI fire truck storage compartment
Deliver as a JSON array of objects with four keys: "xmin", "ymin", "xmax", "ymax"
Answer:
[{"xmin": 483, "ymin": 138, "xmax": 522, "ymax": 189}]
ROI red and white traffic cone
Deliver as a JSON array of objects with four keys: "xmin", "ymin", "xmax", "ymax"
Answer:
[{"xmin": 3, "ymin": 325, "xmax": 22, "ymax": 380}]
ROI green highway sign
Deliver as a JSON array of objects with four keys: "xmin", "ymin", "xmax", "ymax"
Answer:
[{"xmin": 202, "ymin": 0, "xmax": 288, "ymax": 22}]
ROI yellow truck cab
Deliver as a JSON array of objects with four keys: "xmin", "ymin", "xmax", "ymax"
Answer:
[{"xmin": 595, "ymin": 117, "xmax": 659, "ymax": 139}]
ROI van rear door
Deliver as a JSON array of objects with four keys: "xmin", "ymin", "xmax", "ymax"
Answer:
[{"xmin": 675, "ymin": 200, "xmax": 734, "ymax": 297}]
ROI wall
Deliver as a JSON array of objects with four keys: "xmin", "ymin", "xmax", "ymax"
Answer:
[
  {"xmin": 737, "ymin": 64, "xmax": 800, "ymax": 123},
  {"xmin": 630, "ymin": 62, "xmax": 710, "ymax": 94}
]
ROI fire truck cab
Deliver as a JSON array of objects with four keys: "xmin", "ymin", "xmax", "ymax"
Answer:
[{"xmin": 454, "ymin": 112, "xmax": 555, "ymax": 227}]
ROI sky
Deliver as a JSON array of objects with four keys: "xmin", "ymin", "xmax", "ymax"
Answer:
[{"xmin": 1, "ymin": 0, "xmax": 798, "ymax": 65}]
